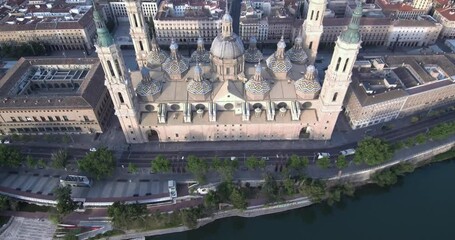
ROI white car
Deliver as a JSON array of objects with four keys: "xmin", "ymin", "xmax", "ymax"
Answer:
[
  {"xmin": 317, "ymin": 152, "xmax": 330, "ymax": 159},
  {"xmin": 339, "ymin": 148, "xmax": 356, "ymax": 156},
  {"xmin": 230, "ymin": 156, "xmax": 237, "ymax": 161},
  {"xmin": 197, "ymin": 188, "xmax": 209, "ymax": 195},
  {"xmin": 3, "ymin": 139, "xmax": 10, "ymax": 144},
  {"xmin": 89, "ymin": 147, "xmax": 97, "ymax": 152}
]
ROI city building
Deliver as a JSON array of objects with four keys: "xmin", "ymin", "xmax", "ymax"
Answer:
[
  {"xmin": 433, "ymin": 7, "xmax": 455, "ymax": 39},
  {"xmin": 94, "ymin": 0, "xmax": 361, "ymax": 143},
  {"xmin": 344, "ymin": 54, "xmax": 455, "ymax": 129},
  {"xmin": 104, "ymin": 0, "xmax": 161, "ymax": 22},
  {"xmin": 0, "ymin": 57, "xmax": 114, "ymax": 135},
  {"xmin": 375, "ymin": 0, "xmax": 431, "ymax": 19},
  {"xmin": 239, "ymin": 0, "xmax": 299, "ymax": 43},
  {"xmin": 345, "ymin": 1, "xmax": 384, "ymax": 18},
  {"xmin": 153, "ymin": 0, "xmax": 225, "ymax": 44},
  {"xmin": 0, "ymin": 1, "xmax": 96, "ymax": 51},
  {"xmin": 321, "ymin": 15, "xmax": 442, "ymax": 47}
]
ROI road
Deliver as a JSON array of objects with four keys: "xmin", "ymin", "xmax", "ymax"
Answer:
[{"xmin": 14, "ymin": 111, "xmax": 455, "ymax": 170}]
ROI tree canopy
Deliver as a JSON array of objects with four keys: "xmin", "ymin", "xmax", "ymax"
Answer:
[
  {"xmin": 354, "ymin": 137, "xmax": 393, "ymax": 166},
  {"xmin": 78, "ymin": 147, "xmax": 115, "ymax": 180},
  {"xmin": 229, "ymin": 187, "xmax": 247, "ymax": 210},
  {"xmin": 336, "ymin": 155, "xmax": 348, "ymax": 169},
  {"xmin": 287, "ymin": 154, "xmax": 309, "ymax": 171},
  {"xmin": 107, "ymin": 202, "xmax": 147, "ymax": 228},
  {"xmin": 52, "ymin": 149, "xmax": 69, "ymax": 169},
  {"xmin": 151, "ymin": 154, "xmax": 171, "ymax": 173},
  {"xmin": 54, "ymin": 186, "xmax": 77, "ymax": 215},
  {"xmin": 212, "ymin": 158, "xmax": 238, "ymax": 182},
  {"xmin": 316, "ymin": 157, "xmax": 331, "ymax": 169},
  {"xmin": 245, "ymin": 156, "xmax": 266, "ymax": 170},
  {"xmin": 187, "ymin": 155, "xmax": 209, "ymax": 183},
  {"xmin": 0, "ymin": 145, "xmax": 23, "ymax": 167}
]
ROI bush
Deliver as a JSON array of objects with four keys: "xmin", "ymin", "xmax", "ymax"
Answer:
[{"xmin": 354, "ymin": 137, "xmax": 393, "ymax": 166}]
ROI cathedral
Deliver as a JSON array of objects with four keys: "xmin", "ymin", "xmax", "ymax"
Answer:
[{"xmin": 94, "ymin": 0, "xmax": 363, "ymax": 143}]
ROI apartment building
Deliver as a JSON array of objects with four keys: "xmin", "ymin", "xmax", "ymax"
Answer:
[
  {"xmin": 345, "ymin": 54, "xmax": 455, "ymax": 129},
  {"xmin": 321, "ymin": 15, "xmax": 442, "ymax": 47},
  {"xmin": 433, "ymin": 7, "xmax": 455, "ymax": 39},
  {"xmin": 0, "ymin": 1, "xmax": 96, "ymax": 51},
  {"xmin": 0, "ymin": 57, "xmax": 114, "ymax": 135},
  {"xmin": 153, "ymin": 0, "xmax": 225, "ymax": 44}
]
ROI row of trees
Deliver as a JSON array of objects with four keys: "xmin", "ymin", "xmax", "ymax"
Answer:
[{"xmin": 0, "ymin": 42, "xmax": 47, "ymax": 58}]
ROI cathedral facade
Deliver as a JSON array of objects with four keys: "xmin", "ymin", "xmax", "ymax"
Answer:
[{"xmin": 94, "ymin": 0, "xmax": 363, "ymax": 144}]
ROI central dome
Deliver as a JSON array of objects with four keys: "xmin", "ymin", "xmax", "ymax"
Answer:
[{"xmin": 210, "ymin": 33, "xmax": 245, "ymax": 59}]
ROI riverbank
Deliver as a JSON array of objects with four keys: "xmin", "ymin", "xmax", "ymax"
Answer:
[{"xmin": 104, "ymin": 135, "xmax": 455, "ymax": 240}]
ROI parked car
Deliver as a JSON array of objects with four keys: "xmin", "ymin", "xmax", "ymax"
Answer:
[
  {"xmin": 3, "ymin": 139, "xmax": 10, "ymax": 144},
  {"xmin": 89, "ymin": 147, "xmax": 97, "ymax": 152},
  {"xmin": 317, "ymin": 152, "xmax": 331, "ymax": 159},
  {"xmin": 339, "ymin": 148, "xmax": 356, "ymax": 156}
]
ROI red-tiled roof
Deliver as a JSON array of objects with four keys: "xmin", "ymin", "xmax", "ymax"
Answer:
[{"xmin": 435, "ymin": 8, "xmax": 455, "ymax": 21}]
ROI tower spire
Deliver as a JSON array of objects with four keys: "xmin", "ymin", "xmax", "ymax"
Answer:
[
  {"xmin": 222, "ymin": 1, "xmax": 233, "ymax": 38},
  {"xmin": 340, "ymin": 1, "xmax": 362, "ymax": 44},
  {"xmin": 93, "ymin": 1, "xmax": 113, "ymax": 47}
]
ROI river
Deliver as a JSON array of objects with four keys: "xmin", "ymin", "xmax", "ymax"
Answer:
[{"xmin": 148, "ymin": 160, "xmax": 455, "ymax": 240}]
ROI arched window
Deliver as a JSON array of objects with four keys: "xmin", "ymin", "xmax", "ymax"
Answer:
[
  {"xmin": 342, "ymin": 58, "xmax": 349, "ymax": 72},
  {"xmin": 335, "ymin": 57, "xmax": 342, "ymax": 71},
  {"xmin": 133, "ymin": 14, "xmax": 139, "ymax": 28},
  {"xmin": 139, "ymin": 41, "xmax": 144, "ymax": 51},
  {"xmin": 118, "ymin": 92, "xmax": 125, "ymax": 104},
  {"xmin": 315, "ymin": 11, "xmax": 320, "ymax": 21},
  {"xmin": 114, "ymin": 59, "xmax": 122, "ymax": 77},
  {"xmin": 106, "ymin": 60, "xmax": 115, "ymax": 77},
  {"xmin": 310, "ymin": 11, "xmax": 314, "ymax": 20},
  {"xmin": 332, "ymin": 92, "xmax": 338, "ymax": 102},
  {"xmin": 309, "ymin": 41, "xmax": 313, "ymax": 50}
]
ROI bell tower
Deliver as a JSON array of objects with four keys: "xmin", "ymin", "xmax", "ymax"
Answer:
[
  {"xmin": 125, "ymin": 0, "xmax": 152, "ymax": 68},
  {"xmin": 93, "ymin": 3, "xmax": 145, "ymax": 143},
  {"xmin": 301, "ymin": 0, "xmax": 326, "ymax": 64},
  {"xmin": 318, "ymin": 1, "xmax": 363, "ymax": 140}
]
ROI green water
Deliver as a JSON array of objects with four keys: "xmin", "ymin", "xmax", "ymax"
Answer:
[{"xmin": 149, "ymin": 161, "xmax": 455, "ymax": 240}]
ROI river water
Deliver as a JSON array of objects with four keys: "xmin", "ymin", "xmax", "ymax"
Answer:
[{"xmin": 149, "ymin": 160, "xmax": 455, "ymax": 240}]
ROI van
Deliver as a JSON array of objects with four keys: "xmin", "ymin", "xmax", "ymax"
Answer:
[
  {"xmin": 339, "ymin": 148, "xmax": 356, "ymax": 156},
  {"xmin": 317, "ymin": 152, "xmax": 330, "ymax": 159}
]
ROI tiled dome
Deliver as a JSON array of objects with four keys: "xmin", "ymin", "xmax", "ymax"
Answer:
[
  {"xmin": 136, "ymin": 78, "xmax": 162, "ymax": 96},
  {"xmin": 245, "ymin": 36, "xmax": 263, "ymax": 63},
  {"xmin": 187, "ymin": 64, "xmax": 212, "ymax": 95},
  {"xmin": 163, "ymin": 39, "xmax": 189, "ymax": 76},
  {"xmin": 191, "ymin": 37, "xmax": 210, "ymax": 63},
  {"xmin": 286, "ymin": 36, "xmax": 308, "ymax": 64},
  {"xmin": 266, "ymin": 37, "xmax": 292, "ymax": 74},
  {"xmin": 147, "ymin": 37, "xmax": 168, "ymax": 66},
  {"xmin": 245, "ymin": 63, "xmax": 270, "ymax": 95},
  {"xmin": 295, "ymin": 65, "xmax": 321, "ymax": 93}
]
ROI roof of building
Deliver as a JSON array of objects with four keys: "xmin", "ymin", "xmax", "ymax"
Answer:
[
  {"xmin": 435, "ymin": 8, "xmax": 455, "ymax": 22},
  {"xmin": 0, "ymin": 57, "xmax": 105, "ymax": 110},
  {"xmin": 351, "ymin": 54, "xmax": 455, "ymax": 106},
  {"xmin": 0, "ymin": 1, "xmax": 93, "ymax": 32}
]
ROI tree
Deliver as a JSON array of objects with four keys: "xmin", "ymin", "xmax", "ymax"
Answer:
[
  {"xmin": 245, "ymin": 156, "xmax": 265, "ymax": 170},
  {"xmin": 52, "ymin": 149, "xmax": 69, "ymax": 169},
  {"xmin": 180, "ymin": 208, "xmax": 202, "ymax": 229},
  {"xmin": 78, "ymin": 147, "xmax": 115, "ymax": 180},
  {"xmin": 316, "ymin": 157, "xmax": 331, "ymax": 169},
  {"xmin": 371, "ymin": 169, "xmax": 397, "ymax": 187},
  {"xmin": 354, "ymin": 137, "xmax": 393, "ymax": 166},
  {"xmin": 37, "ymin": 158, "xmax": 47, "ymax": 169},
  {"xmin": 187, "ymin": 155, "xmax": 209, "ymax": 183},
  {"xmin": 229, "ymin": 187, "xmax": 247, "ymax": 210},
  {"xmin": 128, "ymin": 162, "xmax": 138, "ymax": 174},
  {"xmin": 204, "ymin": 190, "xmax": 219, "ymax": 209},
  {"xmin": 151, "ymin": 154, "xmax": 171, "ymax": 173},
  {"xmin": 26, "ymin": 155, "xmax": 36, "ymax": 168},
  {"xmin": 262, "ymin": 173, "xmax": 280, "ymax": 202},
  {"xmin": 0, "ymin": 196, "xmax": 9, "ymax": 212},
  {"xmin": 299, "ymin": 179, "xmax": 326, "ymax": 202},
  {"xmin": 0, "ymin": 145, "xmax": 23, "ymax": 167},
  {"xmin": 336, "ymin": 155, "xmax": 348, "ymax": 169},
  {"xmin": 283, "ymin": 175, "xmax": 296, "ymax": 195},
  {"xmin": 107, "ymin": 202, "xmax": 147, "ymax": 229},
  {"xmin": 287, "ymin": 154, "xmax": 309, "ymax": 171},
  {"xmin": 213, "ymin": 159, "xmax": 238, "ymax": 182},
  {"xmin": 54, "ymin": 186, "xmax": 77, "ymax": 215}
]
